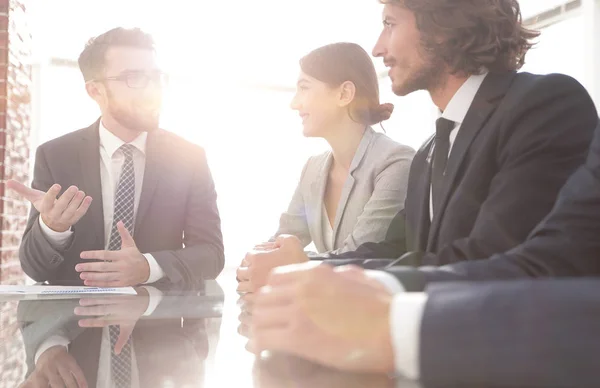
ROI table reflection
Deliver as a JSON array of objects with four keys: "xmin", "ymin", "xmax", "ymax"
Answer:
[
  {"xmin": 15, "ymin": 281, "xmax": 222, "ymax": 388},
  {"xmin": 0, "ymin": 276, "xmax": 409, "ymax": 388}
]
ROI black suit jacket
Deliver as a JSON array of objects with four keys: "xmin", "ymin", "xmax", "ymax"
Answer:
[
  {"xmin": 386, "ymin": 122, "xmax": 600, "ymax": 291},
  {"xmin": 19, "ymin": 120, "xmax": 224, "ymax": 286},
  {"xmin": 321, "ymin": 72, "xmax": 598, "ymax": 269},
  {"xmin": 419, "ymin": 279, "xmax": 600, "ymax": 388}
]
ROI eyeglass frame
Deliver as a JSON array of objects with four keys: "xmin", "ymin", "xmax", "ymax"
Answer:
[{"xmin": 89, "ymin": 70, "xmax": 169, "ymax": 89}]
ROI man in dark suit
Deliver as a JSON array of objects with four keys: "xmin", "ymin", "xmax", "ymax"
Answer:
[
  {"xmin": 245, "ymin": 264, "xmax": 600, "ymax": 387},
  {"xmin": 378, "ymin": 121, "xmax": 600, "ymax": 291},
  {"xmin": 9, "ymin": 27, "xmax": 224, "ymax": 287},
  {"xmin": 236, "ymin": 0, "xmax": 598, "ymax": 292}
]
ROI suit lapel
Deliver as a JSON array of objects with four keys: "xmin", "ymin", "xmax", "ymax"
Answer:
[
  {"xmin": 413, "ymin": 136, "xmax": 435, "ymax": 250},
  {"xmin": 135, "ymin": 129, "xmax": 163, "ymax": 233},
  {"xmin": 331, "ymin": 127, "xmax": 374, "ymax": 244},
  {"xmin": 79, "ymin": 120, "xmax": 105, "ymax": 246},
  {"xmin": 311, "ymin": 153, "xmax": 332, "ymax": 251},
  {"xmin": 427, "ymin": 72, "xmax": 517, "ymax": 250}
]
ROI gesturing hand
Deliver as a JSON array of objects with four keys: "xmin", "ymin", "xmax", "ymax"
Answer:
[
  {"xmin": 76, "ymin": 221, "xmax": 150, "ymax": 287},
  {"xmin": 6, "ymin": 179, "xmax": 92, "ymax": 233}
]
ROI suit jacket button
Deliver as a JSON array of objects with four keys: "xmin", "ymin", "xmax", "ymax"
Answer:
[{"xmin": 51, "ymin": 256, "xmax": 61, "ymax": 264}]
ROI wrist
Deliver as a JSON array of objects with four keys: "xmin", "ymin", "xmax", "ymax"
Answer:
[{"xmin": 40, "ymin": 215, "xmax": 70, "ymax": 233}]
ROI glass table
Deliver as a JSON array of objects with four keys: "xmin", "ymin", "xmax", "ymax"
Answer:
[{"xmin": 0, "ymin": 271, "xmax": 414, "ymax": 388}]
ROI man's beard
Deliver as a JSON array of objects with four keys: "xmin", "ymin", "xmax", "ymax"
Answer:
[
  {"xmin": 392, "ymin": 52, "xmax": 447, "ymax": 97},
  {"xmin": 106, "ymin": 91, "xmax": 160, "ymax": 133}
]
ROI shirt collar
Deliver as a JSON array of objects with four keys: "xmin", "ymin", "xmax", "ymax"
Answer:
[
  {"xmin": 99, "ymin": 120, "xmax": 148, "ymax": 157},
  {"xmin": 441, "ymin": 72, "xmax": 489, "ymax": 125}
]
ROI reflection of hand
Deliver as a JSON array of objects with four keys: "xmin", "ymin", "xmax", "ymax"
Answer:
[
  {"xmin": 76, "ymin": 221, "xmax": 150, "ymax": 287},
  {"xmin": 20, "ymin": 345, "xmax": 88, "ymax": 388},
  {"xmin": 237, "ymin": 235, "xmax": 308, "ymax": 293},
  {"xmin": 6, "ymin": 180, "xmax": 92, "ymax": 233},
  {"xmin": 74, "ymin": 288, "xmax": 150, "ymax": 354},
  {"xmin": 248, "ymin": 263, "xmax": 394, "ymax": 374}
]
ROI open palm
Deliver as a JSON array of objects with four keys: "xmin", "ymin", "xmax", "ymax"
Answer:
[{"xmin": 6, "ymin": 179, "xmax": 92, "ymax": 233}]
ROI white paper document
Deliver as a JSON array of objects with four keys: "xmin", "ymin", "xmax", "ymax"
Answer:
[{"xmin": 0, "ymin": 285, "xmax": 137, "ymax": 296}]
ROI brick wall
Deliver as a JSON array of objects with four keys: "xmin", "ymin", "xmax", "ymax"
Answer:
[
  {"xmin": 0, "ymin": 0, "xmax": 31, "ymax": 284},
  {"xmin": 0, "ymin": 0, "xmax": 31, "ymax": 386}
]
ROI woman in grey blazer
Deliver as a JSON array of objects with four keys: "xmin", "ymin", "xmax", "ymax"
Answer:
[{"xmin": 259, "ymin": 43, "xmax": 414, "ymax": 254}]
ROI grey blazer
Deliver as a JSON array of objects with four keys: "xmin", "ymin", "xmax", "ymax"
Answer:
[{"xmin": 273, "ymin": 127, "xmax": 415, "ymax": 254}]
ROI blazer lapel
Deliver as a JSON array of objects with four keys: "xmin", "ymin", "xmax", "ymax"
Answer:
[
  {"xmin": 79, "ymin": 120, "xmax": 104, "ymax": 246},
  {"xmin": 332, "ymin": 127, "xmax": 374, "ymax": 244},
  {"xmin": 135, "ymin": 129, "xmax": 163, "ymax": 233},
  {"xmin": 412, "ymin": 136, "xmax": 435, "ymax": 251},
  {"xmin": 311, "ymin": 153, "xmax": 332, "ymax": 252},
  {"xmin": 427, "ymin": 72, "xmax": 517, "ymax": 250}
]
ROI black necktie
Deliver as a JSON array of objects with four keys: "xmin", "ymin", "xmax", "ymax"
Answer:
[{"xmin": 431, "ymin": 118, "xmax": 455, "ymax": 215}]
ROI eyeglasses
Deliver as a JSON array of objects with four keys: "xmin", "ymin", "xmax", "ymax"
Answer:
[{"xmin": 92, "ymin": 71, "xmax": 169, "ymax": 89}]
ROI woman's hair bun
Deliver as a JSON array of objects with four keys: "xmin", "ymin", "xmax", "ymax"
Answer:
[{"xmin": 368, "ymin": 102, "xmax": 394, "ymax": 125}]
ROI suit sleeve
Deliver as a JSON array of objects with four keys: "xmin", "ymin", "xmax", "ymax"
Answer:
[
  {"xmin": 417, "ymin": 74, "xmax": 598, "ymax": 267},
  {"xmin": 19, "ymin": 146, "xmax": 77, "ymax": 282},
  {"xmin": 150, "ymin": 150, "xmax": 224, "ymax": 285},
  {"xmin": 329, "ymin": 146, "xmax": 414, "ymax": 254},
  {"xmin": 270, "ymin": 157, "xmax": 313, "ymax": 248},
  {"xmin": 419, "ymin": 280, "xmax": 600, "ymax": 387}
]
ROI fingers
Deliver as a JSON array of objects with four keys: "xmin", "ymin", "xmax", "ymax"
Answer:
[
  {"xmin": 75, "ymin": 261, "xmax": 114, "ymax": 273},
  {"xmin": 251, "ymin": 305, "xmax": 293, "ymax": 330},
  {"xmin": 78, "ymin": 297, "xmax": 123, "ymax": 306},
  {"xmin": 48, "ymin": 186, "xmax": 78, "ymax": 220},
  {"xmin": 80, "ymin": 250, "xmax": 114, "ymax": 261},
  {"xmin": 79, "ymin": 271, "xmax": 120, "ymax": 283},
  {"xmin": 47, "ymin": 369, "xmax": 65, "ymax": 388},
  {"xmin": 71, "ymin": 196, "xmax": 93, "ymax": 224},
  {"xmin": 64, "ymin": 357, "xmax": 88, "ymax": 388},
  {"xmin": 237, "ymin": 280, "xmax": 253, "ymax": 294},
  {"xmin": 41, "ymin": 184, "xmax": 61, "ymax": 213},
  {"xmin": 236, "ymin": 266, "xmax": 250, "ymax": 282},
  {"xmin": 114, "ymin": 325, "xmax": 134, "ymax": 355},
  {"xmin": 56, "ymin": 365, "xmax": 80, "ymax": 388},
  {"xmin": 74, "ymin": 304, "xmax": 113, "ymax": 316},
  {"xmin": 253, "ymin": 242, "xmax": 277, "ymax": 251},
  {"xmin": 6, "ymin": 179, "xmax": 39, "ymax": 199},
  {"xmin": 78, "ymin": 318, "xmax": 123, "ymax": 328},
  {"xmin": 117, "ymin": 221, "xmax": 135, "ymax": 248},
  {"xmin": 61, "ymin": 190, "xmax": 92, "ymax": 224},
  {"xmin": 81, "ymin": 280, "xmax": 124, "ymax": 288},
  {"xmin": 265, "ymin": 261, "xmax": 323, "ymax": 287}
]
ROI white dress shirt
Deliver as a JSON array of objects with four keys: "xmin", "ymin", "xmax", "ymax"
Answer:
[
  {"xmin": 39, "ymin": 120, "xmax": 165, "ymax": 283},
  {"xmin": 366, "ymin": 72, "xmax": 488, "ymax": 380}
]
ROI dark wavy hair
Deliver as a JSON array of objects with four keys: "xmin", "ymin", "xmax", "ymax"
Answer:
[
  {"xmin": 300, "ymin": 42, "xmax": 394, "ymax": 126},
  {"xmin": 381, "ymin": 0, "xmax": 540, "ymax": 74}
]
